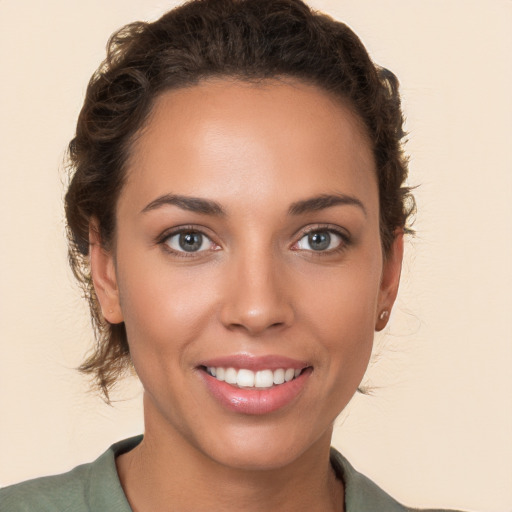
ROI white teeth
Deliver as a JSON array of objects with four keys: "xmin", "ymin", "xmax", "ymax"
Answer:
[
  {"xmin": 255, "ymin": 370, "xmax": 274, "ymax": 388},
  {"xmin": 237, "ymin": 369, "xmax": 255, "ymax": 387},
  {"xmin": 284, "ymin": 368, "xmax": 295, "ymax": 382},
  {"xmin": 273, "ymin": 368, "xmax": 285, "ymax": 385},
  {"xmin": 206, "ymin": 366, "xmax": 303, "ymax": 388},
  {"xmin": 225, "ymin": 367, "xmax": 237, "ymax": 385}
]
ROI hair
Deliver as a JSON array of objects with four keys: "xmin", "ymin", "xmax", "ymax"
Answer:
[{"xmin": 65, "ymin": 0, "xmax": 414, "ymax": 401}]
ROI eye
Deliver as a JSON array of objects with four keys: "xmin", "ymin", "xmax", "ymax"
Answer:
[
  {"xmin": 295, "ymin": 229, "xmax": 345, "ymax": 252},
  {"xmin": 164, "ymin": 231, "xmax": 213, "ymax": 253}
]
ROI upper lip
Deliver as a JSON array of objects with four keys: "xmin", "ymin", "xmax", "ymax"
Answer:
[{"xmin": 198, "ymin": 353, "xmax": 310, "ymax": 371}]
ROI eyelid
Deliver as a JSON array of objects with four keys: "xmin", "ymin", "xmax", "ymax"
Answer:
[
  {"xmin": 291, "ymin": 224, "xmax": 351, "ymax": 253},
  {"xmin": 155, "ymin": 223, "xmax": 350, "ymax": 256},
  {"xmin": 157, "ymin": 225, "xmax": 220, "ymax": 256}
]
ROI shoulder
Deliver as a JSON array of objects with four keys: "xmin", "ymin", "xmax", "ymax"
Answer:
[
  {"xmin": 0, "ymin": 436, "xmax": 141, "ymax": 512},
  {"xmin": 330, "ymin": 448, "xmax": 466, "ymax": 512},
  {"xmin": 0, "ymin": 463, "xmax": 92, "ymax": 512}
]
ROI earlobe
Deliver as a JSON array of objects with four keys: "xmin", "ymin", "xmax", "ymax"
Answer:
[
  {"xmin": 375, "ymin": 230, "xmax": 404, "ymax": 331},
  {"xmin": 89, "ymin": 220, "xmax": 123, "ymax": 324}
]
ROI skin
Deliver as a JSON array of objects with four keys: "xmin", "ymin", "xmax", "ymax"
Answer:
[{"xmin": 90, "ymin": 79, "xmax": 403, "ymax": 512}]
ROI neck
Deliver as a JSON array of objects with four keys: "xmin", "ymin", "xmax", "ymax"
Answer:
[{"xmin": 116, "ymin": 397, "xmax": 344, "ymax": 512}]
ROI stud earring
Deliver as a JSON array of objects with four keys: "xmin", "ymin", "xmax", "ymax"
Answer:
[{"xmin": 378, "ymin": 310, "xmax": 389, "ymax": 321}]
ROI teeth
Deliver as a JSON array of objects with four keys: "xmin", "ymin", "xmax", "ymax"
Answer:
[
  {"xmin": 237, "ymin": 369, "xmax": 255, "ymax": 387},
  {"xmin": 284, "ymin": 368, "xmax": 295, "ymax": 382},
  {"xmin": 273, "ymin": 368, "xmax": 285, "ymax": 385},
  {"xmin": 225, "ymin": 367, "xmax": 237, "ymax": 385},
  {"xmin": 205, "ymin": 366, "xmax": 303, "ymax": 388},
  {"xmin": 255, "ymin": 370, "xmax": 273, "ymax": 388}
]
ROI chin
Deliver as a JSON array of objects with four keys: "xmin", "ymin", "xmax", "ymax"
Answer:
[{"xmin": 196, "ymin": 421, "xmax": 333, "ymax": 472}]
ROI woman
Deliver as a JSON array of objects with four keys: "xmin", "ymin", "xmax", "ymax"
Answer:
[{"xmin": 0, "ymin": 0, "xmax": 472, "ymax": 510}]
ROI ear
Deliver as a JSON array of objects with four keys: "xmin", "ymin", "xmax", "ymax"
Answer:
[
  {"xmin": 375, "ymin": 230, "xmax": 404, "ymax": 331},
  {"xmin": 89, "ymin": 219, "xmax": 124, "ymax": 324}
]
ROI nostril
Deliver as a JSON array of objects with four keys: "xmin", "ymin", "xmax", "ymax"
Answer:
[
  {"xmin": 219, "ymin": 284, "xmax": 295, "ymax": 334},
  {"xmin": 226, "ymin": 319, "xmax": 287, "ymax": 334}
]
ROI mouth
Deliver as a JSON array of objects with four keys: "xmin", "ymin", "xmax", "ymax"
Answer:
[
  {"xmin": 201, "ymin": 366, "xmax": 305, "ymax": 389},
  {"xmin": 198, "ymin": 356, "xmax": 312, "ymax": 414}
]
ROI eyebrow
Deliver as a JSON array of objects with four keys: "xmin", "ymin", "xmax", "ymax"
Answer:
[
  {"xmin": 141, "ymin": 192, "xmax": 366, "ymax": 217},
  {"xmin": 141, "ymin": 194, "xmax": 225, "ymax": 216},
  {"xmin": 288, "ymin": 193, "xmax": 366, "ymax": 216}
]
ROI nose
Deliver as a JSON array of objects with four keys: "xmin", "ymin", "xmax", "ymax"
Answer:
[{"xmin": 219, "ymin": 249, "xmax": 295, "ymax": 335}]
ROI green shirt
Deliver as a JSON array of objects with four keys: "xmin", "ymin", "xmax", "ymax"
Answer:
[{"xmin": 0, "ymin": 436, "xmax": 463, "ymax": 511}]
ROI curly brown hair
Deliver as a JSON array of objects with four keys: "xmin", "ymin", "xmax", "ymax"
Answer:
[{"xmin": 65, "ymin": 0, "xmax": 414, "ymax": 401}]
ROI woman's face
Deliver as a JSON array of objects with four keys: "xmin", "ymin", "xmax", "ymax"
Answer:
[{"xmin": 94, "ymin": 79, "xmax": 402, "ymax": 470}]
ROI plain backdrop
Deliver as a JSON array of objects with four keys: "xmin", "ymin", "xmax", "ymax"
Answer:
[{"xmin": 0, "ymin": 1, "xmax": 511, "ymax": 511}]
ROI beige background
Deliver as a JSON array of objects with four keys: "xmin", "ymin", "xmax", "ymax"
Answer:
[{"xmin": 0, "ymin": 1, "xmax": 511, "ymax": 510}]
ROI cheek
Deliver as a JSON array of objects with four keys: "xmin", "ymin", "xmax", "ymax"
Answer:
[
  {"xmin": 305, "ymin": 285, "xmax": 376, "ymax": 367},
  {"xmin": 297, "ymin": 253, "xmax": 382, "ymax": 369},
  {"xmin": 115, "ymin": 252, "xmax": 220, "ymax": 365}
]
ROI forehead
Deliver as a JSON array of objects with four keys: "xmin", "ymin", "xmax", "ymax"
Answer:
[{"xmin": 122, "ymin": 78, "xmax": 377, "ymax": 218}]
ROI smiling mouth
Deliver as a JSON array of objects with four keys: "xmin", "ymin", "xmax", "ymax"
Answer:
[{"xmin": 202, "ymin": 366, "xmax": 306, "ymax": 389}]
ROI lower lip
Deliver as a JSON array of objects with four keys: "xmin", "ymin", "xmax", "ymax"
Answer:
[{"xmin": 200, "ymin": 368, "xmax": 312, "ymax": 415}]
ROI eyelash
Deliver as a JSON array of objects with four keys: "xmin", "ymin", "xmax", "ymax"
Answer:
[
  {"xmin": 157, "ymin": 225, "xmax": 219, "ymax": 258},
  {"xmin": 156, "ymin": 224, "xmax": 351, "ymax": 258},
  {"xmin": 292, "ymin": 225, "xmax": 351, "ymax": 255}
]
